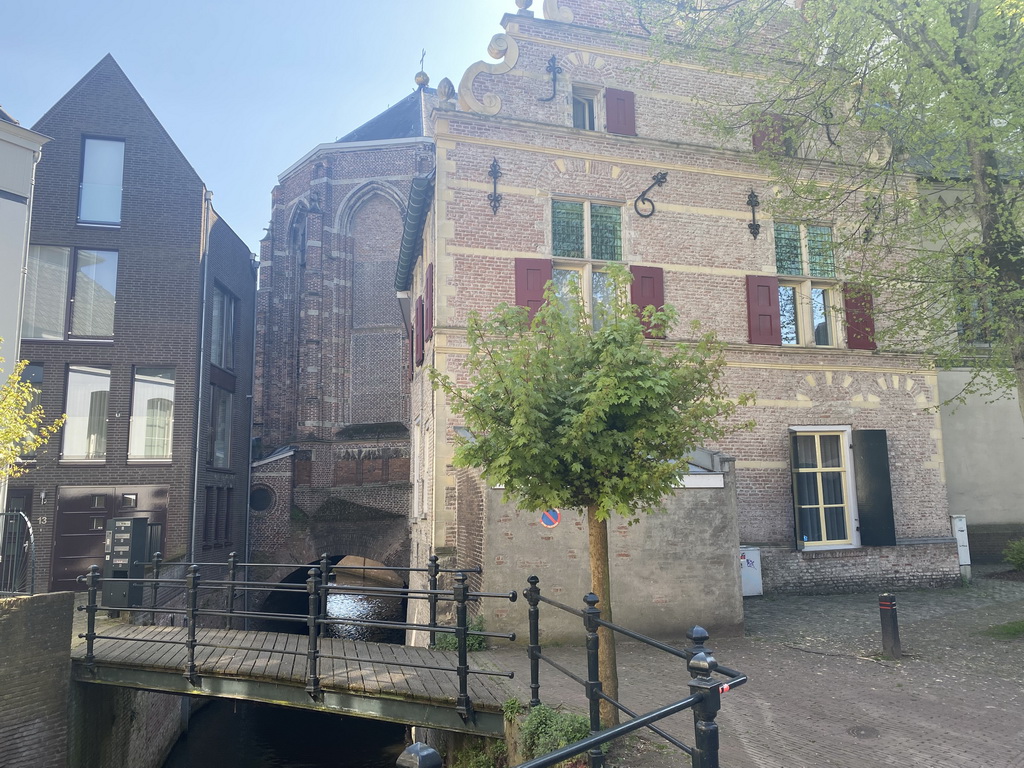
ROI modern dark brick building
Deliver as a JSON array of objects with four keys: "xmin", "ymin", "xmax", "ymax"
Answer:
[{"xmin": 13, "ymin": 55, "xmax": 256, "ymax": 591}]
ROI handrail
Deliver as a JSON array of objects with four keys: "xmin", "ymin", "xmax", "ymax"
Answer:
[
  {"xmin": 75, "ymin": 560, "xmax": 516, "ymax": 723},
  {"xmin": 520, "ymin": 575, "xmax": 747, "ymax": 768}
]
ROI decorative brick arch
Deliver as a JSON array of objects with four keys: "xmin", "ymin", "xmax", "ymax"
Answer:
[{"xmin": 334, "ymin": 181, "xmax": 406, "ymax": 237}]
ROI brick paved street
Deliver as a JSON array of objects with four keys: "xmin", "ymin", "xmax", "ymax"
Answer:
[{"xmin": 481, "ymin": 569, "xmax": 1024, "ymax": 767}]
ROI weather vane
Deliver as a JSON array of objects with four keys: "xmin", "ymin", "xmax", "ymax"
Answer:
[{"xmin": 420, "ymin": 49, "xmax": 426, "ymax": 72}]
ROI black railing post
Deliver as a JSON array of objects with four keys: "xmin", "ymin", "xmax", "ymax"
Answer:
[
  {"xmin": 226, "ymin": 552, "xmax": 238, "ymax": 628},
  {"xmin": 184, "ymin": 565, "xmax": 200, "ymax": 684},
  {"xmin": 453, "ymin": 571, "xmax": 473, "ymax": 721},
  {"xmin": 427, "ymin": 554, "xmax": 440, "ymax": 648},
  {"xmin": 684, "ymin": 625, "xmax": 710, "ymax": 673},
  {"xmin": 524, "ymin": 575, "xmax": 542, "ymax": 707},
  {"xmin": 150, "ymin": 551, "xmax": 162, "ymax": 624},
  {"xmin": 582, "ymin": 592, "xmax": 605, "ymax": 768},
  {"xmin": 77, "ymin": 564, "xmax": 101, "ymax": 667},
  {"xmin": 688, "ymin": 651, "xmax": 722, "ymax": 768},
  {"xmin": 305, "ymin": 567, "xmax": 321, "ymax": 698},
  {"xmin": 319, "ymin": 553, "xmax": 331, "ymax": 639}
]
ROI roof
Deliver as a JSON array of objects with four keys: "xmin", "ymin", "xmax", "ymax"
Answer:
[
  {"xmin": 0, "ymin": 106, "xmax": 19, "ymax": 124},
  {"xmin": 338, "ymin": 88, "xmax": 434, "ymax": 143}
]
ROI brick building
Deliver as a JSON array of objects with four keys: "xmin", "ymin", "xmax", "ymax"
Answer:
[
  {"xmin": 399, "ymin": 0, "xmax": 960, "ymax": 627},
  {"xmin": 12, "ymin": 55, "xmax": 256, "ymax": 591},
  {"xmin": 249, "ymin": 88, "xmax": 436, "ymax": 565}
]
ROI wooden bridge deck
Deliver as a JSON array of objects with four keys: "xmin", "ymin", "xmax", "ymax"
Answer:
[{"xmin": 70, "ymin": 624, "xmax": 512, "ymax": 736}]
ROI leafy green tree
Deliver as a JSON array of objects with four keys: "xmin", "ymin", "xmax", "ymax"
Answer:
[
  {"xmin": 430, "ymin": 267, "xmax": 749, "ymax": 724},
  {"xmin": 0, "ymin": 344, "xmax": 63, "ymax": 479},
  {"xmin": 635, "ymin": 0, "xmax": 1024, "ymax": 421}
]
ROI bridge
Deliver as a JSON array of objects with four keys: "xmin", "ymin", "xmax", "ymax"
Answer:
[{"xmin": 69, "ymin": 557, "xmax": 748, "ymax": 767}]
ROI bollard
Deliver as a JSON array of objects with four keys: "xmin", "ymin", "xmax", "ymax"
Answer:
[{"xmin": 878, "ymin": 593, "xmax": 902, "ymax": 658}]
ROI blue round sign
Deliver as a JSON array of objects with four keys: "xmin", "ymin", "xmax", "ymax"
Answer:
[{"xmin": 541, "ymin": 508, "xmax": 561, "ymax": 528}]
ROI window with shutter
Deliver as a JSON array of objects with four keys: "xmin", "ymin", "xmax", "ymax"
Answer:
[
  {"xmin": 605, "ymin": 89, "xmax": 636, "ymax": 136},
  {"xmin": 851, "ymin": 429, "xmax": 896, "ymax": 546},
  {"xmin": 630, "ymin": 265, "xmax": 664, "ymax": 338},
  {"xmin": 746, "ymin": 275, "xmax": 782, "ymax": 345},
  {"xmin": 414, "ymin": 296, "xmax": 424, "ymax": 366},
  {"xmin": 789, "ymin": 425, "xmax": 861, "ymax": 549},
  {"xmin": 844, "ymin": 284, "xmax": 877, "ymax": 350}
]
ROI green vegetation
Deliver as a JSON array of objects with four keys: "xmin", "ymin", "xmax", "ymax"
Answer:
[
  {"xmin": 519, "ymin": 705, "xmax": 592, "ymax": 767},
  {"xmin": 1003, "ymin": 539, "xmax": 1024, "ymax": 571},
  {"xmin": 503, "ymin": 697, "xmax": 525, "ymax": 722},
  {"xmin": 981, "ymin": 620, "xmax": 1024, "ymax": 640},
  {"xmin": 0, "ymin": 342, "xmax": 63, "ymax": 479},
  {"xmin": 433, "ymin": 615, "xmax": 488, "ymax": 651}
]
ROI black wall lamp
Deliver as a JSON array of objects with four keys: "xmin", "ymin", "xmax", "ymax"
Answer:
[
  {"xmin": 634, "ymin": 171, "xmax": 668, "ymax": 218},
  {"xmin": 747, "ymin": 190, "xmax": 761, "ymax": 239},
  {"xmin": 488, "ymin": 158, "xmax": 503, "ymax": 215}
]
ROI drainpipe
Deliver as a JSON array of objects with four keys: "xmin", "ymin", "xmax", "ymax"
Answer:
[
  {"xmin": 244, "ymin": 252, "xmax": 258, "ymax": 621},
  {"xmin": 189, "ymin": 189, "xmax": 213, "ymax": 563}
]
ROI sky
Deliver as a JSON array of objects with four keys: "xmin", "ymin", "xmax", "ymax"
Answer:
[{"xmin": 0, "ymin": 0, "xmax": 515, "ymax": 253}]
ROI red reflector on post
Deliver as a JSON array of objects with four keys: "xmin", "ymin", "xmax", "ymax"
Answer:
[{"xmin": 720, "ymin": 683, "xmax": 731, "ymax": 694}]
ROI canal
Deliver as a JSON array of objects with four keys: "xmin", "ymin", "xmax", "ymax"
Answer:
[{"xmin": 162, "ymin": 565, "xmax": 409, "ymax": 768}]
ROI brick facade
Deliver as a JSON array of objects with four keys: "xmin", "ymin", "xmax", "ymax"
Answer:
[
  {"xmin": 403, "ymin": 0, "xmax": 960, "ymax": 606},
  {"xmin": 18, "ymin": 56, "xmax": 256, "ymax": 591}
]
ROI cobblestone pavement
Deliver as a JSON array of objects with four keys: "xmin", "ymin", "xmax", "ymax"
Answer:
[{"xmin": 479, "ymin": 569, "xmax": 1024, "ymax": 767}]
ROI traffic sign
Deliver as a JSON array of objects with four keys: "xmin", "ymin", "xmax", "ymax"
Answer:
[{"xmin": 541, "ymin": 508, "xmax": 561, "ymax": 528}]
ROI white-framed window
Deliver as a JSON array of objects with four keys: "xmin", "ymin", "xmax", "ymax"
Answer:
[
  {"xmin": 128, "ymin": 367, "xmax": 174, "ymax": 460},
  {"xmin": 774, "ymin": 223, "xmax": 839, "ymax": 347},
  {"xmin": 62, "ymin": 365, "xmax": 110, "ymax": 461},
  {"xmin": 78, "ymin": 138, "xmax": 124, "ymax": 226},
  {"xmin": 22, "ymin": 246, "xmax": 118, "ymax": 340},
  {"xmin": 789, "ymin": 426, "xmax": 860, "ymax": 549},
  {"xmin": 210, "ymin": 285, "xmax": 236, "ymax": 370},
  {"xmin": 572, "ymin": 85, "xmax": 598, "ymax": 130},
  {"xmin": 551, "ymin": 200, "xmax": 622, "ymax": 326}
]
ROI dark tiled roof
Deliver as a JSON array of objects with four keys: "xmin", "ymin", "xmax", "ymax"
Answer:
[{"xmin": 338, "ymin": 88, "xmax": 434, "ymax": 143}]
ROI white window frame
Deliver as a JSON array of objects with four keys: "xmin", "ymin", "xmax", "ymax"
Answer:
[
  {"xmin": 78, "ymin": 137, "xmax": 124, "ymax": 226},
  {"xmin": 571, "ymin": 85, "xmax": 601, "ymax": 131},
  {"xmin": 550, "ymin": 198, "xmax": 623, "ymax": 327},
  {"xmin": 774, "ymin": 223, "xmax": 842, "ymax": 348},
  {"xmin": 789, "ymin": 425, "xmax": 861, "ymax": 551},
  {"xmin": 128, "ymin": 367, "xmax": 175, "ymax": 461}
]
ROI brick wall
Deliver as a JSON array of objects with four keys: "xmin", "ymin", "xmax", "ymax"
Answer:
[{"xmin": 0, "ymin": 592, "xmax": 73, "ymax": 768}]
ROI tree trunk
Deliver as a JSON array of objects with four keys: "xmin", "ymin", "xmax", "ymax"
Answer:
[{"xmin": 587, "ymin": 505, "xmax": 619, "ymax": 727}]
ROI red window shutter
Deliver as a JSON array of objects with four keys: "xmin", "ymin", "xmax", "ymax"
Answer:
[
  {"xmin": 414, "ymin": 296, "xmax": 425, "ymax": 366},
  {"xmin": 844, "ymin": 284, "xmax": 877, "ymax": 350},
  {"xmin": 425, "ymin": 263, "xmax": 434, "ymax": 341},
  {"xmin": 630, "ymin": 265, "xmax": 664, "ymax": 338},
  {"xmin": 752, "ymin": 114, "xmax": 785, "ymax": 152},
  {"xmin": 605, "ymin": 89, "xmax": 636, "ymax": 136},
  {"xmin": 746, "ymin": 275, "xmax": 782, "ymax": 345},
  {"xmin": 515, "ymin": 258, "xmax": 552, "ymax": 320}
]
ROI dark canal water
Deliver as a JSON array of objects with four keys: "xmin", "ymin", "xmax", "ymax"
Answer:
[{"xmin": 162, "ymin": 569, "xmax": 408, "ymax": 768}]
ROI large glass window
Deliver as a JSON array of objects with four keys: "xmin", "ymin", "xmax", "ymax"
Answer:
[
  {"xmin": 78, "ymin": 138, "xmax": 124, "ymax": 225},
  {"xmin": 210, "ymin": 286, "xmax": 235, "ymax": 370},
  {"xmin": 774, "ymin": 224, "xmax": 837, "ymax": 347},
  {"xmin": 62, "ymin": 366, "xmax": 110, "ymax": 461},
  {"xmin": 552, "ymin": 200, "xmax": 622, "ymax": 262},
  {"xmin": 790, "ymin": 428, "xmax": 855, "ymax": 546},
  {"xmin": 22, "ymin": 246, "xmax": 117, "ymax": 340},
  {"xmin": 210, "ymin": 386, "xmax": 232, "ymax": 468},
  {"xmin": 129, "ymin": 367, "xmax": 175, "ymax": 460}
]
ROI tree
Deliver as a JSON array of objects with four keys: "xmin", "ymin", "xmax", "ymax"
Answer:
[
  {"xmin": 429, "ymin": 267, "xmax": 749, "ymax": 725},
  {"xmin": 634, "ymin": 0, "xmax": 1024, "ymax": 422},
  {"xmin": 0, "ymin": 345, "xmax": 63, "ymax": 479}
]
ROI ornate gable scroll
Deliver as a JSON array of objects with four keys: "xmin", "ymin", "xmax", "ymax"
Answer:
[{"xmin": 457, "ymin": 34, "xmax": 521, "ymax": 116}]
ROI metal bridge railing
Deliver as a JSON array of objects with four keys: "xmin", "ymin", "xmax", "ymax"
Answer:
[
  {"xmin": 0, "ymin": 510, "xmax": 34, "ymax": 596},
  {"xmin": 75, "ymin": 557, "xmax": 517, "ymax": 723},
  {"xmin": 518, "ymin": 575, "xmax": 747, "ymax": 768}
]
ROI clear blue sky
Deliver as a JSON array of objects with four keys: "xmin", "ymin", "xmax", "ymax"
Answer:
[{"xmin": 0, "ymin": 0, "xmax": 514, "ymax": 252}]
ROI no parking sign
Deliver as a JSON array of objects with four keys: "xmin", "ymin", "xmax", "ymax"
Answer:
[{"xmin": 540, "ymin": 508, "xmax": 561, "ymax": 528}]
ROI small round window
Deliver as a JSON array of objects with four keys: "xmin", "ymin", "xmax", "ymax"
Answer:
[{"xmin": 250, "ymin": 486, "xmax": 275, "ymax": 512}]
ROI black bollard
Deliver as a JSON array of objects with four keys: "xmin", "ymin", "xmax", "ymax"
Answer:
[{"xmin": 878, "ymin": 593, "xmax": 902, "ymax": 658}]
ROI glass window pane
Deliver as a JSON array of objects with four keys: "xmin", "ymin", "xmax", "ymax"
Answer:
[
  {"xmin": 807, "ymin": 226, "xmax": 836, "ymax": 277},
  {"xmin": 779, "ymin": 285, "xmax": 799, "ymax": 345},
  {"xmin": 821, "ymin": 472, "xmax": 845, "ymax": 505},
  {"xmin": 811, "ymin": 288, "xmax": 832, "ymax": 346},
  {"xmin": 552, "ymin": 268, "xmax": 579, "ymax": 313},
  {"xmin": 774, "ymin": 223, "xmax": 802, "ymax": 275},
  {"xmin": 591, "ymin": 271, "xmax": 613, "ymax": 329},
  {"xmin": 572, "ymin": 96, "xmax": 594, "ymax": 130},
  {"xmin": 793, "ymin": 434, "xmax": 818, "ymax": 468},
  {"xmin": 210, "ymin": 387, "xmax": 232, "ymax": 468},
  {"xmin": 590, "ymin": 205, "xmax": 622, "ymax": 261},
  {"xmin": 71, "ymin": 250, "xmax": 117, "ymax": 337},
  {"xmin": 129, "ymin": 367, "xmax": 175, "ymax": 459},
  {"xmin": 795, "ymin": 473, "xmax": 819, "ymax": 505},
  {"xmin": 819, "ymin": 434, "xmax": 842, "ymax": 467},
  {"xmin": 824, "ymin": 507, "xmax": 848, "ymax": 540},
  {"xmin": 78, "ymin": 139, "xmax": 124, "ymax": 224},
  {"xmin": 22, "ymin": 246, "xmax": 69, "ymax": 340},
  {"xmin": 63, "ymin": 366, "xmax": 110, "ymax": 460},
  {"xmin": 552, "ymin": 201, "xmax": 585, "ymax": 259},
  {"xmin": 798, "ymin": 507, "xmax": 822, "ymax": 543}
]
